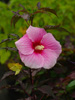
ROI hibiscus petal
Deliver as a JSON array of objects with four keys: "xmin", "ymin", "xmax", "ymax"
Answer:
[
  {"xmin": 41, "ymin": 49, "xmax": 57, "ymax": 69},
  {"xmin": 15, "ymin": 34, "xmax": 34, "ymax": 55},
  {"xmin": 41, "ymin": 33, "xmax": 62, "ymax": 56},
  {"xmin": 19, "ymin": 52, "xmax": 44, "ymax": 69},
  {"xmin": 26, "ymin": 25, "xmax": 46, "ymax": 42}
]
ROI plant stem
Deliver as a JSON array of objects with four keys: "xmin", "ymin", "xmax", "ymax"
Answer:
[
  {"xmin": 25, "ymin": 19, "xmax": 30, "ymax": 26},
  {"xmin": 30, "ymin": 69, "xmax": 35, "ymax": 100},
  {"xmin": 18, "ymin": 80, "xmax": 31, "ymax": 97}
]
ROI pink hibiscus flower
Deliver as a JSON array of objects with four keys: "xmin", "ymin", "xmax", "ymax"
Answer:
[{"xmin": 15, "ymin": 26, "xmax": 62, "ymax": 69}]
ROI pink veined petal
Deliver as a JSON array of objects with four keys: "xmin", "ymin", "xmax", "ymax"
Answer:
[
  {"xmin": 15, "ymin": 34, "xmax": 34, "ymax": 55},
  {"xmin": 26, "ymin": 25, "xmax": 46, "ymax": 42},
  {"xmin": 41, "ymin": 49, "xmax": 58, "ymax": 69},
  {"xmin": 19, "ymin": 52, "xmax": 44, "ymax": 69},
  {"xmin": 41, "ymin": 33, "xmax": 62, "ymax": 56}
]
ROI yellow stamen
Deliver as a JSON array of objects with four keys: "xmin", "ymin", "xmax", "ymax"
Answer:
[{"xmin": 35, "ymin": 45, "xmax": 44, "ymax": 50}]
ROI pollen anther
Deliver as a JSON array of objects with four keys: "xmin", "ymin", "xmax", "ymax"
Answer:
[{"xmin": 35, "ymin": 45, "xmax": 44, "ymax": 50}]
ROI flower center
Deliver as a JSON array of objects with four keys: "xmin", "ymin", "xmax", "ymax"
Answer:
[{"xmin": 35, "ymin": 45, "xmax": 44, "ymax": 50}]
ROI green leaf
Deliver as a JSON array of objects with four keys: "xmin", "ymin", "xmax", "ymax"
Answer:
[
  {"xmin": 67, "ymin": 80, "xmax": 75, "ymax": 88},
  {"xmin": 0, "ymin": 50, "xmax": 11, "ymax": 64},
  {"xmin": 8, "ymin": 63, "xmax": 23, "ymax": 75}
]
